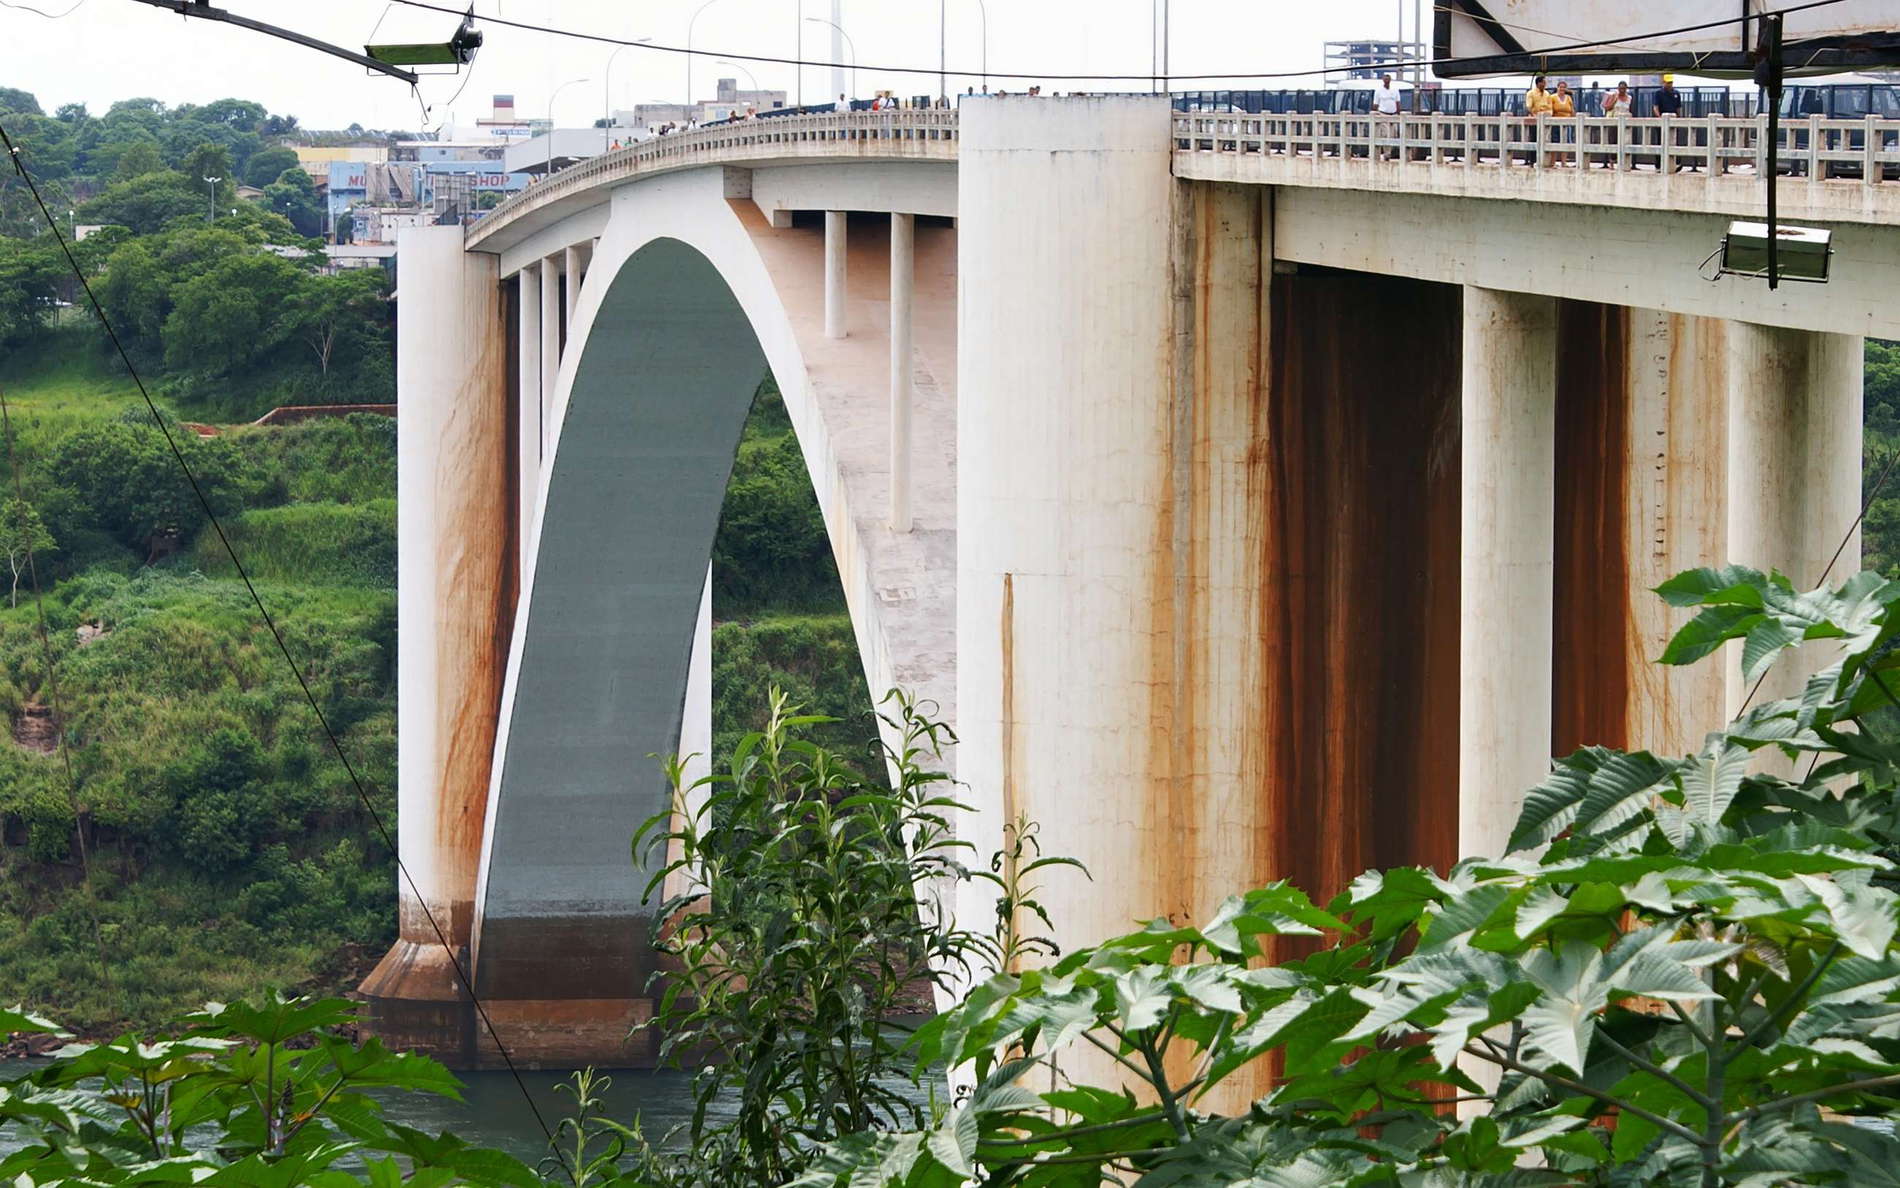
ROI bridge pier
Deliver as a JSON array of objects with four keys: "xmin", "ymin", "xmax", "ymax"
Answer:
[
  {"xmin": 516, "ymin": 264, "xmax": 541, "ymax": 570},
  {"xmin": 361, "ymin": 225, "xmax": 512, "ymax": 1063},
  {"xmin": 890, "ymin": 211, "xmax": 915, "ymax": 532},
  {"xmin": 1725, "ymin": 324, "xmax": 1863, "ymax": 709},
  {"xmin": 1458, "ymin": 287, "xmax": 1557, "ymax": 860},
  {"xmin": 824, "ymin": 210, "xmax": 847, "ymax": 338}
]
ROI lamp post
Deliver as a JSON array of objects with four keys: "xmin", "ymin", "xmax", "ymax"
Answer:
[
  {"xmin": 973, "ymin": 0, "xmax": 988, "ymax": 93},
  {"xmin": 203, "ymin": 175, "xmax": 221, "ymax": 223},
  {"xmin": 605, "ymin": 38, "xmax": 654, "ymax": 151},
  {"xmin": 686, "ymin": 0, "xmax": 724, "ymax": 116},
  {"xmin": 547, "ymin": 77, "xmax": 590, "ymax": 178},
  {"xmin": 717, "ymin": 59, "xmax": 761, "ymax": 98},
  {"xmin": 804, "ymin": 16, "xmax": 856, "ymax": 102}
]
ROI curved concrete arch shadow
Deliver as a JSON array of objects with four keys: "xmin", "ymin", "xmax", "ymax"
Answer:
[{"xmin": 469, "ymin": 235, "xmax": 767, "ymax": 1016}]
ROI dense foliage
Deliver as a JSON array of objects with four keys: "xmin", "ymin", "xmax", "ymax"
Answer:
[
  {"xmin": 0, "ymin": 383, "xmax": 398, "ymax": 1031},
  {"xmin": 711, "ymin": 380, "xmax": 883, "ymax": 775},
  {"xmin": 802, "ymin": 566, "xmax": 1900, "ymax": 1188},
  {"xmin": 1862, "ymin": 339, "xmax": 1900, "ymax": 577},
  {"xmin": 0, "ymin": 996, "xmax": 550, "ymax": 1186},
  {"xmin": 0, "ymin": 88, "xmax": 393, "ymax": 419},
  {"xmin": 626, "ymin": 692, "xmax": 1060, "ymax": 1187}
]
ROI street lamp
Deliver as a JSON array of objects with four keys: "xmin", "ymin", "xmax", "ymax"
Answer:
[
  {"xmin": 804, "ymin": 16, "xmax": 856, "ymax": 102},
  {"xmin": 971, "ymin": 0, "xmax": 988, "ymax": 94},
  {"xmin": 605, "ymin": 38, "xmax": 654, "ymax": 151},
  {"xmin": 203, "ymin": 175, "xmax": 221, "ymax": 223},
  {"xmin": 717, "ymin": 59, "xmax": 760, "ymax": 98},
  {"xmin": 686, "ymin": 0, "xmax": 725, "ymax": 115},
  {"xmin": 547, "ymin": 77, "xmax": 590, "ymax": 178}
]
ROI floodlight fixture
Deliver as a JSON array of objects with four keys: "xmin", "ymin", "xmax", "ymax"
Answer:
[
  {"xmin": 1720, "ymin": 222, "xmax": 1832, "ymax": 284},
  {"xmin": 366, "ymin": 7, "xmax": 483, "ymax": 69}
]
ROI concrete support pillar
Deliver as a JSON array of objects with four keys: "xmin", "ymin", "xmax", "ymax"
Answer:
[
  {"xmin": 1459, "ymin": 286, "xmax": 1558, "ymax": 861},
  {"xmin": 361, "ymin": 225, "xmax": 509, "ymax": 1062},
  {"xmin": 957, "ymin": 94, "xmax": 1178, "ymax": 979},
  {"xmin": 515, "ymin": 264, "xmax": 542, "ymax": 569},
  {"xmin": 1619, "ymin": 311, "xmax": 1732, "ymax": 757},
  {"xmin": 1726, "ymin": 324, "xmax": 1864, "ymax": 710},
  {"xmin": 563, "ymin": 242, "xmax": 586, "ymax": 336},
  {"xmin": 889, "ymin": 212, "xmax": 915, "ymax": 532},
  {"xmin": 539, "ymin": 252, "xmax": 562, "ymax": 458},
  {"xmin": 824, "ymin": 210, "xmax": 847, "ymax": 339}
]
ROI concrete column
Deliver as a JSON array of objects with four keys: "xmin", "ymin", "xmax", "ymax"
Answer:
[
  {"xmin": 824, "ymin": 210, "xmax": 847, "ymax": 339},
  {"xmin": 957, "ymin": 94, "xmax": 1177, "ymax": 979},
  {"xmin": 1621, "ymin": 311, "xmax": 1731, "ymax": 756},
  {"xmin": 539, "ymin": 252, "xmax": 562, "ymax": 459},
  {"xmin": 1726, "ymin": 325, "xmax": 1864, "ymax": 710},
  {"xmin": 890, "ymin": 212, "xmax": 915, "ymax": 532},
  {"xmin": 515, "ymin": 264, "xmax": 542, "ymax": 569},
  {"xmin": 361, "ymin": 225, "xmax": 509, "ymax": 1061},
  {"xmin": 563, "ymin": 242, "xmax": 586, "ymax": 335},
  {"xmin": 1459, "ymin": 286, "xmax": 1558, "ymax": 861}
]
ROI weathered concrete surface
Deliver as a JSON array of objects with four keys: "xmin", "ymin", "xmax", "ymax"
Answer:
[
  {"xmin": 960, "ymin": 101, "xmax": 1463, "ymax": 1106},
  {"xmin": 1726, "ymin": 325, "xmax": 1864, "ymax": 711},
  {"xmin": 1273, "ymin": 186, "xmax": 1900, "ymax": 341},
  {"xmin": 1461, "ymin": 286, "xmax": 1557, "ymax": 863},
  {"xmin": 362, "ymin": 226, "xmax": 511, "ymax": 1063}
]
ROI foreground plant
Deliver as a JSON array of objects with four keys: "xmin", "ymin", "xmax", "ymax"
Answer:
[
  {"xmin": 799, "ymin": 566, "xmax": 1900, "ymax": 1187},
  {"xmin": 0, "ymin": 994, "xmax": 545, "ymax": 1186},
  {"xmin": 627, "ymin": 689, "xmax": 1063, "ymax": 1187}
]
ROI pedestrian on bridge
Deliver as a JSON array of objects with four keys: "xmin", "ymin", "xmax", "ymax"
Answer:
[{"xmin": 1372, "ymin": 72, "xmax": 1403, "ymax": 161}]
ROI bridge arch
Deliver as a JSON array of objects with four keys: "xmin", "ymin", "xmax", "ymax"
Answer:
[{"xmin": 467, "ymin": 169, "xmax": 954, "ymax": 1058}]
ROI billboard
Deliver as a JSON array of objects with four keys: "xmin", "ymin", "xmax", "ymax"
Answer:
[{"xmin": 1434, "ymin": 1, "xmax": 1900, "ymax": 77}]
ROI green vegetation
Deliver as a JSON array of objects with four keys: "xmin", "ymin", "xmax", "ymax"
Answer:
[
  {"xmin": 805, "ymin": 566, "xmax": 1900, "ymax": 1188},
  {"xmin": 0, "ymin": 88, "xmax": 392, "ymax": 421},
  {"xmin": 626, "ymin": 693, "xmax": 1009, "ymax": 1187},
  {"xmin": 1862, "ymin": 339, "xmax": 1900, "ymax": 576},
  {"xmin": 0, "ymin": 392, "xmax": 396, "ymax": 1033},
  {"xmin": 0, "ymin": 996, "xmax": 548, "ymax": 1186},
  {"xmin": 712, "ymin": 381, "xmax": 882, "ymax": 774}
]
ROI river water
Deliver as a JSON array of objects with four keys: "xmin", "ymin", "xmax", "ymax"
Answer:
[{"xmin": 0, "ymin": 1061, "xmax": 721, "ymax": 1167}]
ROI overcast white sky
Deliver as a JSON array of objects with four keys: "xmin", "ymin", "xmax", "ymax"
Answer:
[{"xmin": 1, "ymin": 0, "xmax": 1431, "ymax": 131}]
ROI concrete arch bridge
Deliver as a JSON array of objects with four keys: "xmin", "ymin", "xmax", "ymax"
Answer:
[{"xmin": 365, "ymin": 102, "xmax": 1900, "ymax": 1088}]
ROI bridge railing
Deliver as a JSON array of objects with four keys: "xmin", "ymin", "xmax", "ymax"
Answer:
[
  {"xmin": 1171, "ymin": 112, "xmax": 1900, "ymax": 186},
  {"xmin": 472, "ymin": 111, "xmax": 959, "ymax": 238}
]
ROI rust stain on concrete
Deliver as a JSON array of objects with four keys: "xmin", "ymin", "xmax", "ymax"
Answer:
[
  {"xmin": 1261, "ymin": 271, "xmax": 1462, "ymax": 910},
  {"xmin": 1553, "ymin": 301, "xmax": 1634, "ymax": 754},
  {"xmin": 434, "ymin": 280, "xmax": 514, "ymax": 942}
]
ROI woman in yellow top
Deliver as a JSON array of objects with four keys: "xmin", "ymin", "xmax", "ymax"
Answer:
[{"xmin": 1549, "ymin": 81, "xmax": 1576, "ymax": 166}]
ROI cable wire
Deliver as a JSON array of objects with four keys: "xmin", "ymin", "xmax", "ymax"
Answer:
[
  {"xmin": 0, "ymin": 120, "xmax": 573, "ymax": 1184},
  {"xmin": 0, "ymin": 0, "xmax": 87, "ymax": 17},
  {"xmin": 385, "ymin": 0, "xmax": 1849, "ymax": 84}
]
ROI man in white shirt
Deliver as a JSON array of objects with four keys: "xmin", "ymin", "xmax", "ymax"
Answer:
[{"xmin": 1372, "ymin": 73, "xmax": 1403, "ymax": 161}]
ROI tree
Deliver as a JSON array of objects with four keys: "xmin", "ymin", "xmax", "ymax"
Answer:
[
  {"xmin": 242, "ymin": 145, "xmax": 300, "ymax": 189},
  {"xmin": 0, "ymin": 237, "xmax": 60, "ymax": 350},
  {"xmin": 262, "ymin": 166, "xmax": 321, "ymax": 237},
  {"xmin": 111, "ymin": 139, "xmax": 164, "ymax": 180},
  {"xmin": 282, "ymin": 267, "xmax": 387, "ymax": 376},
  {"xmin": 162, "ymin": 250, "xmax": 304, "ymax": 374},
  {"xmin": 0, "ymin": 499, "xmax": 53, "ymax": 608},
  {"xmin": 78, "ymin": 171, "xmax": 206, "ymax": 235},
  {"xmin": 0, "ymin": 87, "xmax": 41, "ymax": 117},
  {"xmin": 805, "ymin": 566, "xmax": 1900, "ymax": 1188},
  {"xmin": 177, "ymin": 142, "xmax": 235, "ymax": 211}
]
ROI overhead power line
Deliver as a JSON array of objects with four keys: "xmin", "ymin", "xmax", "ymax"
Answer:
[
  {"xmin": 385, "ymin": 0, "xmax": 1849, "ymax": 84},
  {"xmin": 0, "ymin": 121, "xmax": 572, "ymax": 1186}
]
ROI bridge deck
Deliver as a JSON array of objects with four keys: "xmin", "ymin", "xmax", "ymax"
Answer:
[
  {"xmin": 468, "ymin": 108, "xmax": 1898, "ymax": 254},
  {"xmin": 1172, "ymin": 112, "xmax": 1900, "ymax": 226}
]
